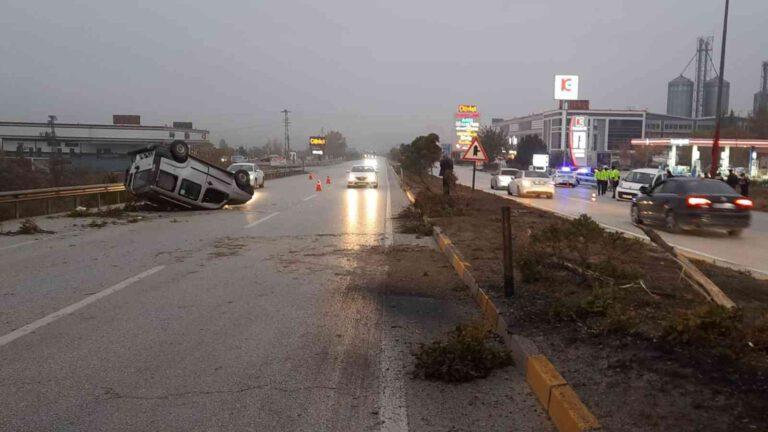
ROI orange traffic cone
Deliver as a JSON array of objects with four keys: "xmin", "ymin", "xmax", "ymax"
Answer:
[
  {"xmin": 309, "ymin": 172, "xmax": 314, "ymax": 180},
  {"xmin": 326, "ymin": 176, "xmax": 331, "ymax": 185},
  {"xmin": 316, "ymin": 180, "xmax": 322, "ymax": 192}
]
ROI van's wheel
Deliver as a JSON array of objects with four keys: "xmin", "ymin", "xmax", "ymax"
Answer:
[
  {"xmin": 234, "ymin": 169, "xmax": 251, "ymax": 191},
  {"xmin": 631, "ymin": 205, "xmax": 643, "ymax": 225},
  {"xmin": 665, "ymin": 211, "xmax": 680, "ymax": 233},
  {"xmin": 169, "ymin": 140, "xmax": 189, "ymax": 163}
]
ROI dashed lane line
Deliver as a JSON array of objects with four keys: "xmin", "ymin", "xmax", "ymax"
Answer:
[
  {"xmin": 0, "ymin": 240, "xmax": 38, "ymax": 252},
  {"xmin": 0, "ymin": 265, "xmax": 165, "ymax": 349},
  {"xmin": 244, "ymin": 212, "xmax": 280, "ymax": 228},
  {"xmin": 302, "ymin": 195, "xmax": 317, "ymax": 201}
]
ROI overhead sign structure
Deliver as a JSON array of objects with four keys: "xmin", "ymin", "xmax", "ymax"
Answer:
[
  {"xmin": 461, "ymin": 137, "xmax": 489, "ymax": 162},
  {"xmin": 554, "ymin": 75, "xmax": 579, "ymax": 100},
  {"xmin": 569, "ymin": 115, "xmax": 588, "ymax": 166}
]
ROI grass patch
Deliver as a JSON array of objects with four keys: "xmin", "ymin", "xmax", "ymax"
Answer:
[
  {"xmin": 86, "ymin": 220, "xmax": 109, "ymax": 229},
  {"xmin": 1, "ymin": 218, "xmax": 55, "ymax": 236},
  {"xmin": 394, "ymin": 206, "xmax": 433, "ymax": 236},
  {"xmin": 413, "ymin": 322, "xmax": 514, "ymax": 382}
]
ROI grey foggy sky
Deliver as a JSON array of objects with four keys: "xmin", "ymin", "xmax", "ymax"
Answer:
[{"xmin": 1, "ymin": 0, "xmax": 766, "ymax": 151}]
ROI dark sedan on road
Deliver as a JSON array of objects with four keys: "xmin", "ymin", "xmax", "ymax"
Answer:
[{"xmin": 630, "ymin": 177, "xmax": 752, "ymax": 236}]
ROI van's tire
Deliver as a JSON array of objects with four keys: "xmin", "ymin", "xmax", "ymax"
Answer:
[
  {"xmin": 234, "ymin": 169, "xmax": 251, "ymax": 191},
  {"xmin": 169, "ymin": 140, "xmax": 189, "ymax": 163}
]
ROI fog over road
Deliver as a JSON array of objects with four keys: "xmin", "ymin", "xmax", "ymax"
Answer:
[{"xmin": 453, "ymin": 165, "xmax": 768, "ymax": 277}]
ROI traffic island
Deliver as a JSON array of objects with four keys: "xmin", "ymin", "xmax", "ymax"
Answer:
[{"xmin": 399, "ymin": 171, "xmax": 768, "ymax": 432}]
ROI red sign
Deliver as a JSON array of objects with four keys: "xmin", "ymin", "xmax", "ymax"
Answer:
[{"xmin": 461, "ymin": 138, "xmax": 489, "ymax": 162}]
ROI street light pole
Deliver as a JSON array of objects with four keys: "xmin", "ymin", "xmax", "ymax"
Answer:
[{"xmin": 710, "ymin": 0, "xmax": 729, "ymax": 178}]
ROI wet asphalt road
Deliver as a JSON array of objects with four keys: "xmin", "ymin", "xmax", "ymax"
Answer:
[
  {"xmin": 0, "ymin": 160, "xmax": 552, "ymax": 432},
  {"xmin": 454, "ymin": 165, "xmax": 768, "ymax": 276}
]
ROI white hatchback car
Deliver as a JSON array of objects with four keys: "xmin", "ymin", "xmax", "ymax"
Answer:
[
  {"xmin": 552, "ymin": 169, "xmax": 578, "ymax": 187},
  {"xmin": 507, "ymin": 170, "xmax": 555, "ymax": 198},
  {"xmin": 615, "ymin": 168, "xmax": 665, "ymax": 201},
  {"xmin": 227, "ymin": 162, "xmax": 265, "ymax": 188},
  {"xmin": 490, "ymin": 167, "xmax": 520, "ymax": 190}
]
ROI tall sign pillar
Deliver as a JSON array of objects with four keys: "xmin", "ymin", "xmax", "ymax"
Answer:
[{"xmin": 554, "ymin": 75, "xmax": 580, "ymax": 165}]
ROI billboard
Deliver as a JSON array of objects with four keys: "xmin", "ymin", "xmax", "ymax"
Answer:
[
  {"xmin": 569, "ymin": 115, "xmax": 588, "ymax": 166},
  {"xmin": 309, "ymin": 136, "xmax": 326, "ymax": 146},
  {"xmin": 554, "ymin": 75, "xmax": 579, "ymax": 100},
  {"xmin": 173, "ymin": 121, "xmax": 193, "ymax": 129},
  {"xmin": 455, "ymin": 105, "xmax": 479, "ymax": 147},
  {"xmin": 113, "ymin": 115, "xmax": 140, "ymax": 125}
]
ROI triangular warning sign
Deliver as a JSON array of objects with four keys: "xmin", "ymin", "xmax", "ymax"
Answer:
[{"xmin": 461, "ymin": 138, "xmax": 489, "ymax": 162}]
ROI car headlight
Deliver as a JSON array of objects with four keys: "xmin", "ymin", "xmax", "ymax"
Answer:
[
  {"xmin": 521, "ymin": 179, "xmax": 532, "ymax": 187},
  {"xmin": 348, "ymin": 174, "xmax": 356, "ymax": 181}
]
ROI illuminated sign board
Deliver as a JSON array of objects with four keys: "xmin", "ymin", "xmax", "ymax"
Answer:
[
  {"xmin": 554, "ymin": 75, "xmax": 579, "ymax": 100},
  {"xmin": 309, "ymin": 136, "xmax": 326, "ymax": 146},
  {"xmin": 569, "ymin": 116, "xmax": 588, "ymax": 166},
  {"xmin": 312, "ymin": 149, "xmax": 324, "ymax": 155},
  {"xmin": 456, "ymin": 104, "xmax": 479, "ymax": 146}
]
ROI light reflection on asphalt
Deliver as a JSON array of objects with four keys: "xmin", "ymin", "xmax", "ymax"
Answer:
[{"xmin": 343, "ymin": 188, "xmax": 380, "ymax": 249}]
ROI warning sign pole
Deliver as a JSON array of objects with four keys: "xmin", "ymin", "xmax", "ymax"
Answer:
[{"xmin": 460, "ymin": 137, "xmax": 489, "ymax": 191}]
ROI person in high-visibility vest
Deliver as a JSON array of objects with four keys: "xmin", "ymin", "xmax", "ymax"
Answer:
[
  {"xmin": 609, "ymin": 166, "xmax": 621, "ymax": 199},
  {"xmin": 595, "ymin": 167, "xmax": 606, "ymax": 196}
]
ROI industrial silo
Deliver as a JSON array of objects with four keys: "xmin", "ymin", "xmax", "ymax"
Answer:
[
  {"xmin": 703, "ymin": 77, "xmax": 730, "ymax": 117},
  {"xmin": 666, "ymin": 75, "xmax": 694, "ymax": 117}
]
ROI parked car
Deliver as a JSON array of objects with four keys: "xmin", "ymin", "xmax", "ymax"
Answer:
[
  {"xmin": 574, "ymin": 167, "xmax": 597, "ymax": 187},
  {"xmin": 552, "ymin": 168, "xmax": 578, "ymax": 187},
  {"xmin": 615, "ymin": 168, "xmax": 666, "ymax": 201},
  {"xmin": 227, "ymin": 162, "xmax": 265, "ymax": 188},
  {"xmin": 507, "ymin": 170, "xmax": 555, "ymax": 198},
  {"xmin": 125, "ymin": 140, "xmax": 254, "ymax": 210},
  {"xmin": 490, "ymin": 167, "xmax": 520, "ymax": 190},
  {"xmin": 347, "ymin": 165, "xmax": 378, "ymax": 188},
  {"xmin": 630, "ymin": 177, "xmax": 752, "ymax": 236}
]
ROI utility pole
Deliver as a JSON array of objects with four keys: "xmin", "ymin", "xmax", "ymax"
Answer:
[
  {"xmin": 710, "ymin": 0, "xmax": 729, "ymax": 178},
  {"xmin": 281, "ymin": 109, "xmax": 291, "ymax": 159}
]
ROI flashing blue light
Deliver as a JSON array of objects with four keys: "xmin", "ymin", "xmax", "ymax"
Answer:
[
  {"xmin": 559, "ymin": 167, "xmax": 572, "ymax": 172},
  {"xmin": 576, "ymin": 167, "xmax": 590, "ymax": 174}
]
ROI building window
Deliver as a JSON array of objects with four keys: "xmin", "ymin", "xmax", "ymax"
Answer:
[
  {"xmin": 169, "ymin": 131, "xmax": 175, "ymax": 138},
  {"xmin": 607, "ymin": 119, "xmax": 643, "ymax": 150},
  {"xmin": 184, "ymin": 132, "xmax": 190, "ymax": 139}
]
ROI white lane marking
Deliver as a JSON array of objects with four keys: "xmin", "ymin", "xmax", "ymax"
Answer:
[
  {"xmin": 302, "ymin": 194, "xmax": 317, "ymax": 201},
  {"xmin": 383, "ymin": 164, "xmax": 393, "ymax": 247},
  {"xmin": 379, "ymin": 298, "xmax": 410, "ymax": 432},
  {"xmin": 244, "ymin": 212, "xmax": 280, "ymax": 228},
  {"xmin": 0, "ymin": 265, "xmax": 165, "ymax": 349},
  {"xmin": 0, "ymin": 240, "xmax": 38, "ymax": 252}
]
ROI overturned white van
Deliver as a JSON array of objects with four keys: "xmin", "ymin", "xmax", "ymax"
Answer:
[{"xmin": 125, "ymin": 140, "xmax": 253, "ymax": 210}]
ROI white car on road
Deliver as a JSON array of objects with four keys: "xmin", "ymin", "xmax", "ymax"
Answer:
[
  {"xmin": 347, "ymin": 165, "xmax": 379, "ymax": 188},
  {"xmin": 507, "ymin": 170, "xmax": 555, "ymax": 198},
  {"xmin": 227, "ymin": 163, "xmax": 265, "ymax": 188},
  {"xmin": 552, "ymin": 169, "xmax": 578, "ymax": 187},
  {"xmin": 615, "ymin": 168, "xmax": 665, "ymax": 201},
  {"xmin": 490, "ymin": 167, "xmax": 520, "ymax": 190}
]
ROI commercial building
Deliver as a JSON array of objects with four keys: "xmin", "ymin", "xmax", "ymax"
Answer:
[
  {"xmin": 491, "ymin": 105, "xmax": 720, "ymax": 167},
  {"xmin": 0, "ymin": 116, "xmax": 209, "ymax": 171},
  {"xmin": 0, "ymin": 116, "xmax": 208, "ymax": 157}
]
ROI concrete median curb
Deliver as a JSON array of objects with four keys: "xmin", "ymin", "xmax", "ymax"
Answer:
[{"xmin": 399, "ymin": 180, "xmax": 601, "ymax": 432}]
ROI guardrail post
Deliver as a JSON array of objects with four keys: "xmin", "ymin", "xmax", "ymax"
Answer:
[
  {"xmin": 97, "ymin": 193, "xmax": 101, "ymax": 209},
  {"xmin": 75, "ymin": 196, "xmax": 80, "ymax": 209},
  {"xmin": 15, "ymin": 202, "xmax": 20, "ymax": 219},
  {"xmin": 46, "ymin": 199, "xmax": 52, "ymax": 216}
]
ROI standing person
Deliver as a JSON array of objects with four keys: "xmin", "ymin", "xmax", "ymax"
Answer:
[
  {"xmin": 739, "ymin": 173, "xmax": 750, "ymax": 197},
  {"xmin": 610, "ymin": 165, "xmax": 620, "ymax": 199},
  {"xmin": 595, "ymin": 167, "xmax": 605, "ymax": 196},
  {"xmin": 439, "ymin": 154, "xmax": 454, "ymax": 196},
  {"xmin": 726, "ymin": 168, "xmax": 739, "ymax": 190}
]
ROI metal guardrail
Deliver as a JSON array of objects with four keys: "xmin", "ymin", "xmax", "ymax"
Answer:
[{"xmin": 0, "ymin": 183, "xmax": 127, "ymax": 220}]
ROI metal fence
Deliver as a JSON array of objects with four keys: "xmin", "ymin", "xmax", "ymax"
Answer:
[{"xmin": 0, "ymin": 167, "xmax": 310, "ymax": 221}]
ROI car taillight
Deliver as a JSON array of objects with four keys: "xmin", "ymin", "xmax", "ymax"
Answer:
[
  {"xmin": 686, "ymin": 196, "xmax": 711, "ymax": 208},
  {"xmin": 734, "ymin": 198, "xmax": 753, "ymax": 209}
]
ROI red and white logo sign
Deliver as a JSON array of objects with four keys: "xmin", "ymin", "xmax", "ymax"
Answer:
[{"xmin": 554, "ymin": 75, "xmax": 579, "ymax": 100}]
